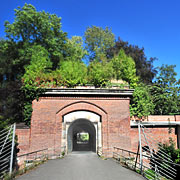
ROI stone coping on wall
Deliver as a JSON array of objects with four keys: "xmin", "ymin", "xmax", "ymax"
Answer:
[
  {"xmin": 130, "ymin": 115, "xmax": 180, "ymax": 127},
  {"xmin": 16, "ymin": 122, "xmax": 30, "ymax": 129},
  {"xmin": 130, "ymin": 120, "xmax": 180, "ymax": 127},
  {"xmin": 44, "ymin": 88, "xmax": 134, "ymax": 97},
  {"xmin": 131, "ymin": 115, "xmax": 180, "ymax": 122}
]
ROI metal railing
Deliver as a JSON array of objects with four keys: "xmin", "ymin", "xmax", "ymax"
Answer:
[
  {"xmin": 113, "ymin": 122, "xmax": 180, "ymax": 180},
  {"xmin": 17, "ymin": 148, "xmax": 48, "ymax": 163},
  {"xmin": 139, "ymin": 122, "xmax": 178, "ymax": 180},
  {"xmin": 0, "ymin": 124, "xmax": 16, "ymax": 178},
  {"xmin": 17, "ymin": 146, "xmax": 66, "ymax": 163},
  {"xmin": 113, "ymin": 147, "xmax": 180, "ymax": 180}
]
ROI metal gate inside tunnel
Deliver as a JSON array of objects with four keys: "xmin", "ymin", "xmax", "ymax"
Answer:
[{"xmin": 62, "ymin": 111, "xmax": 102, "ymax": 153}]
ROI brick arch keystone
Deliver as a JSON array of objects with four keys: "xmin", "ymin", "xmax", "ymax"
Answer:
[{"xmin": 56, "ymin": 101, "xmax": 107, "ymax": 116}]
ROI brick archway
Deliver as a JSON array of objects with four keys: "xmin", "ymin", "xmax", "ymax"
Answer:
[
  {"xmin": 55, "ymin": 102, "xmax": 107, "ymax": 153},
  {"xmin": 28, "ymin": 88, "xmax": 133, "ymax": 157}
]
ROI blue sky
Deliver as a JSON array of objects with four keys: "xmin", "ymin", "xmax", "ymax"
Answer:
[{"xmin": 0, "ymin": 0, "xmax": 180, "ymax": 80}]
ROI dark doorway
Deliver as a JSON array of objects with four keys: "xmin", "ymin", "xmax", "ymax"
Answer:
[
  {"xmin": 67, "ymin": 119, "xmax": 96, "ymax": 152},
  {"xmin": 73, "ymin": 132, "xmax": 90, "ymax": 151}
]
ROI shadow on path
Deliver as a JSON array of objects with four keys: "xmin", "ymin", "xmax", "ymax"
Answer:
[{"xmin": 16, "ymin": 151, "xmax": 144, "ymax": 180}]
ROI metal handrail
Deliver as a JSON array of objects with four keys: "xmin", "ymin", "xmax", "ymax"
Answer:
[
  {"xmin": 114, "ymin": 122, "xmax": 180, "ymax": 180},
  {"xmin": 113, "ymin": 147, "xmax": 168, "ymax": 179},
  {"xmin": 18, "ymin": 148, "xmax": 48, "ymax": 158},
  {"xmin": 113, "ymin": 147, "xmax": 180, "ymax": 167},
  {"xmin": 114, "ymin": 147, "xmax": 136, "ymax": 155}
]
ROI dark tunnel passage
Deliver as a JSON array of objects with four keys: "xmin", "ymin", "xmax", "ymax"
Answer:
[{"xmin": 67, "ymin": 119, "xmax": 96, "ymax": 152}]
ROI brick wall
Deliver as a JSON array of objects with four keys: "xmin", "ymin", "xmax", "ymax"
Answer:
[
  {"xmin": 29, "ymin": 96, "xmax": 131, "ymax": 156},
  {"xmin": 130, "ymin": 127, "xmax": 177, "ymax": 153},
  {"xmin": 130, "ymin": 115, "xmax": 180, "ymax": 153},
  {"xmin": 16, "ymin": 94, "xmax": 179, "ymax": 157},
  {"xmin": 16, "ymin": 128, "xmax": 30, "ymax": 155}
]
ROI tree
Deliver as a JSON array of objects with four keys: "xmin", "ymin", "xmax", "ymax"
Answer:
[
  {"xmin": 84, "ymin": 26, "xmax": 115, "ymax": 61},
  {"xmin": 4, "ymin": 3, "xmax": 67, "ymax": 70},
  {"xmin": 65, "ymin": 36, "xmax": 88, "ymax": 62},
  {"xmin": 111, "ymin": 49, "xmax": 139, "ymax": 88},
  {"xmin": 22, "ymin": 45, "xmax": 52, "ymax": 86},
  {"xmin": 150, "ymin": 64, "xmax": 180, "ymax": 115},
  {"xmin": 0, "ymin": 3, "xmax": 68, "ymax": 125},
  {"xmin": 107, "ymin": 37, "xmax": 157, "ymax": 84},
  {"xmin": 130, "ymin": 64, "xmax": 180, "ymax": 117},
  {"xmin": 21, "ymin": 45, "xmax": 52, "ymax": 125},
  {"xmin": 0, "ymin": 80, "xmax": 23, "ymax": 127},
  {"xmin": 0, "ymin": 39, "xmax": 23, "ymax": 126},
  {"xmin": 88, "ymin": 61, "xmax": 113, "ymax": 87},
  {"xmin": 57, "ymin": 60, "xmax": 87, "ymax": 87},
  {"xmin": 0, "ymin": 39, "xmax": 19, "ymax": 81},
  {"xmin": 130, "ymin": 83, "xmax": 154, "ymax": 118}
]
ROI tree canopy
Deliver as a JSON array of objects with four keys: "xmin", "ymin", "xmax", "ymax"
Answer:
[
  {"xmin": 57, "ymin": 60, "xmax": 87, "ymax": 87},
  {"xmin": 130, "ymin": 83, "xmax": 154, "ymax": 118},
  {"xmin": 4, "ymin": 3, "xmax": 67, "ymax": 71},
  {"xmin": 22, "ymin": 45, "xmax": 52, "ymax": 86},
  {"xmin": 88, "ymin": 60, "xmax": 113, "ymax": 87},
  {"xmin": 84, "ymin": 26, "xmax": 115, "ymax": 61},
  {"xmin": 111, "ymin": 49, "xmax": 138, "ymax": 88},
  {"xmin": 0, "ymin": 3, "xmax": 179, "ymax": 127},
  {"xmin": 107, "ymin": 37, "xmax": 157, "ymax": 84},
  {"xmin": 150, "ymin": 65, "xmax": 180, "ymax": 115},
  {"xmin": 65, "ymin": 36, "xmax": 88, "ymax": 62},
  {"xmin": 130, "ymin": 65, "xmax": 180, "ymax": 117}
]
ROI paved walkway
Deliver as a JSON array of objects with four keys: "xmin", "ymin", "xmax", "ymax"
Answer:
[{"xmin": 16, "ymin": 152, "xmax": 144, "ymax": 180}]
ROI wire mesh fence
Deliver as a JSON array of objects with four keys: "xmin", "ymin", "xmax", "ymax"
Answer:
[
  {"xmin": 113, "ymin": 122, "xmax": 180, "ymax": 180},
  {"xmin": 0, "ymin": 124, "xmax": 16, "ymax": 178}
]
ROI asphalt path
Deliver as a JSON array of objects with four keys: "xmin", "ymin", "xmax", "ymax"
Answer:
[{"xmin": 16, "ymin": 151, "xmax": 144, "ymax": 180}]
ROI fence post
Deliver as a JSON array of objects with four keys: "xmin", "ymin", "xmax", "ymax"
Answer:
[
  {"xmin": 138, "ymin": 121, "xmax": 143, "ymax": 174},
  {"xmin": 9, "ymin": 123, "xmax": 16, "ymax": 175},
  {"xmin": 134, "ymin": 142, "xmax": 140, "ymax": 170}
]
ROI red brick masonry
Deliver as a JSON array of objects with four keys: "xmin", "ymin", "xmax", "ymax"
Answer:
[{"xmin": 16, "ymin": 89, "xmax": 180, "ymax": 157}]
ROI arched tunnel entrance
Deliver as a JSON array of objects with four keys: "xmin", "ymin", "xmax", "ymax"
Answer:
[
  {"xmin": 67, "ymin": 119, "xmax": 96, "ymax": 152},
  {"xmin": 62, "ymin": 110, "xmax": 102, "ymax": 154}
]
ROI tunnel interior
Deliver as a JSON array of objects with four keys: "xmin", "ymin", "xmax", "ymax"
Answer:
[{"xmin": 67, "ymin": 119, "xmax": 96, "ymax": 152}]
